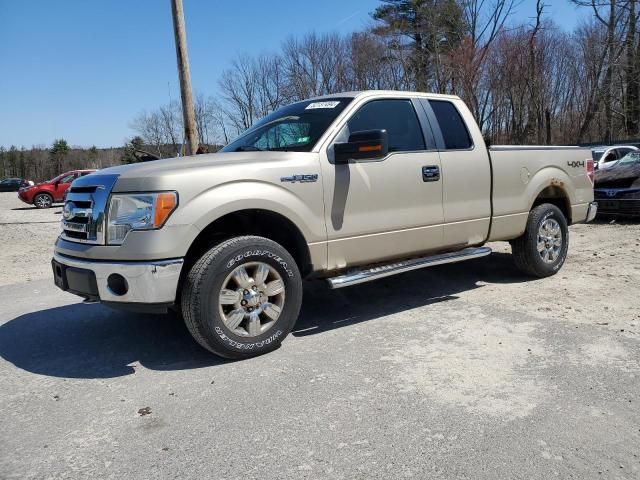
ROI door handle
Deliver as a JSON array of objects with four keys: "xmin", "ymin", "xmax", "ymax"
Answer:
[{"xmin": 422, "ymin": 165, "xmax": 440, "ymax": 182}]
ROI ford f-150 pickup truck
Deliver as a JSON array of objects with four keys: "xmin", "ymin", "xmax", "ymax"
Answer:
[{"xmin": 52, "ymin": 90, "xmax": 597, "ymax": 358}]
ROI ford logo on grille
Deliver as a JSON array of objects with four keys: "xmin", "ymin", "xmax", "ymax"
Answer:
[{"xmin": 62, "ymin": 202, "xmax": 75, "ymax": 220}]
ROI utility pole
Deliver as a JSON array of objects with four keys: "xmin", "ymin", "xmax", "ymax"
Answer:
[{"xmin": 171, "ymin": 0, "xmax": 199, "ymax": 156}]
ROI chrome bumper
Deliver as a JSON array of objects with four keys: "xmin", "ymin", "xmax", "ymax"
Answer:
[
  {"xmin": 586, "ymin": 201, "xmax": 598, "ymax": 222},
  {"xmin": 52, "ymin": 252, "xmax": 183, "ymax": 304}
]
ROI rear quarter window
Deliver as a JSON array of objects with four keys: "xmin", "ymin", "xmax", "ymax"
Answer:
[{"xmin": 429, "ymin": 100, "xmax": 473, "ymax": 150}]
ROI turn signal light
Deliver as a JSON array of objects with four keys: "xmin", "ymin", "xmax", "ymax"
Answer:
[
  {"xmin": 358, "ymin": 144, "xmax": 382, "ymax": 152},
  {"xmin": 154, "ymin": 192, "xmax": 178, "ymax": 227}
]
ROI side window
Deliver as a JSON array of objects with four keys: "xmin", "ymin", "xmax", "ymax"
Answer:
[
  {"xmin": 603, "ymin": 151, "xmax": 618, "ymax": 163},
  {"xmin": 429, "ymin": 100, "xmax": 472, "ymax": 150},
  {"xmin": 346, "ymin": 99, "xmax": 425, "ymax": 152},
  {"xmin": 617, "ymin": 148, "xmax": 633, "ymax": 158},
  {"xmin": 59, "ymin": 174, "xmax": 76, "ymax": 183}
]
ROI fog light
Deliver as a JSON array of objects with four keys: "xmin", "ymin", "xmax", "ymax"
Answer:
[{"xmin": 107, "ymin": 273, "xmax": 128, "ymax": 296}]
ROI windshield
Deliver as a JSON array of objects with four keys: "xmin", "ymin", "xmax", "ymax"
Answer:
[
  {"xmin": 618, "ymin": 152, "xmax": 640, "ymax": 165},
  {"xmin": 221, "ymin": 98, "xmax": 353, "ymax": 153},
  {"xmin": 46, "ymin": 174, "xmax": 64, "ymax": 183}
]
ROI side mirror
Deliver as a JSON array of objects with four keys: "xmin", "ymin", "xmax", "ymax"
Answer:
[{"xmin": 334, "ymin": 129, "xmax": 388, "ymax": 164}]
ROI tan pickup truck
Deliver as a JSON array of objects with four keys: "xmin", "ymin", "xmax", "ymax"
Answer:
[{"xmin": 52, "ymin": 90, "xmax": 597, "ymax": 358}]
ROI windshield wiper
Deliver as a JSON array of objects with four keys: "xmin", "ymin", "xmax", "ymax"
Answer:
[{"xmin": 234, "ymin": 146, "xmax": 264, "ymax": 152}]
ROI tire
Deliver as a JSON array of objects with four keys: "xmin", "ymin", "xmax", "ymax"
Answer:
[
  {"xmin": 181, "ymin": 236, "xmax": 303, "ymax": 359},
  {"xmin": 34, "ymin": 193, "xmax": 53, "ymax": 209},
  {"xmin": 510, "ymin": 203, "xmax": 569, "ymax": 278}
]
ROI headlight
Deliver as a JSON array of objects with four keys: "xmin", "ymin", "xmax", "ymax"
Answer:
[{"xmin": 107, "ymin": 192, "xmax": 177, "ymax": 245}]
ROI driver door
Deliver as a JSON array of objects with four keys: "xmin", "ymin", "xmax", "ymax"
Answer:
[
  {"xmin": 55, "ymin": 173, "xmax": 76, "ymax": 201},
  {"xmin": 319, "ymin": 98, "xmax": 445, "ymax": 270}
]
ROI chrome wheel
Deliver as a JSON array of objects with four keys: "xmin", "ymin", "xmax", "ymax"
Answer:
[
  {"xmin": 218, "ymin": 262, "xmax": 285, "ymax": 337},
  {"xmin": 35, "ymin": 194, "xmax": 52, "ymax": 208},
  {"xmin": 537, "ymin": 218, "xmax": 562, "ymax": 263}
]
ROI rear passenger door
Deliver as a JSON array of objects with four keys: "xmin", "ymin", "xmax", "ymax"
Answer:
[
  {"xmin": 320, "ymin": 97, "xmax": 445, "ymax": 269},
  {"xmin": 419, "ymin": 98, "xmax": 491, "ymax": 247}
]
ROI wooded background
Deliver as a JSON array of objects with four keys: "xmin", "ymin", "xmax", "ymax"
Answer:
[{"xmin": 2, "ymin": 0, "xmax": 638, "ymax": 181}]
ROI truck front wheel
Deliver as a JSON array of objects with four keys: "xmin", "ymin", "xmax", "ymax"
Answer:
[
  {"xmin": 181, "ymin": 236, "xmax": 303, "ymax": 359},
  {"xmin": 510, "ymin": 203, "xmax": 569, "ymax": 278}
]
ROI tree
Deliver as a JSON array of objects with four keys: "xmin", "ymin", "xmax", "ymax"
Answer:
[
  {"xmin": 624, "ymin": 0, "xmax": 639, "ymax": 135},
  {"xmin": 50, "ymin": 139, "xmax": 70, "ymax": 174},
  {"xmin": 131, "ymin": 102, "xmax": 183, "ymax": 158},
  {"xmin": 7, "ymin": 146, "xmax": 18, "ymax": 177},
  {"xmin": 372, "ymin": 0, "xmax": 466, "ymax": 92},
  {"xmin": 88, "ymin": 145, "xmax": 99, "ymax": 167},
  {"xmin": 0, "ymin": 147, "xmax": 5, "ymax": 178},
  {"xmin": 121, "ymin": 136, "xmax": 145, "ymax": 164}
]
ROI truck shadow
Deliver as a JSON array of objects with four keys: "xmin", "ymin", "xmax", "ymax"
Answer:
[
  {"xmin": 294, "ymin": 251, "xmax": 526, "ymax": 336},
  {"xmin": 0, "ymin": 252, "xmax": 528, "ymax": 379},
  {"xmin": 0, "ymin": 303, "xmax": 228, "ymax": 379}
]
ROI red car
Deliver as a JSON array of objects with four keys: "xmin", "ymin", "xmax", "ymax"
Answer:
[{"xmin": 18, "ymin": 169, "xmax": 96, "ymax": 208}]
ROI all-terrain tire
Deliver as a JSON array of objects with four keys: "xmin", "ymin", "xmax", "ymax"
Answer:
[
  {"xmin": 510, "ymin": 203, "xmax": 569, "ymax": 278},
  {"xmin": 181, "ymin": 236, "xmax": 303, "ymax": 359}
]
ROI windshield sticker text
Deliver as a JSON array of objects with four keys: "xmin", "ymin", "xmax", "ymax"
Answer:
[{"xmin": 305, "ymin": 101, "xmax": 340, "ymax": 110}]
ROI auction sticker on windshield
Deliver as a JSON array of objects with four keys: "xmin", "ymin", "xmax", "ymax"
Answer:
[{"xmin": 305, "ymin": 101, "xmax": 341, "ymax": 109}]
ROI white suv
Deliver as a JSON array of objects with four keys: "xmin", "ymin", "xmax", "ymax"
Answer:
[{"xmin": 592, "ymin": 145, "xmax": 639, "ymax": 170}]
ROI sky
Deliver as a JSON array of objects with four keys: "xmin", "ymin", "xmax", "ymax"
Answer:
[{"xmin": 0, "ymin": 0, "xmax": 586, "ymax": 149}]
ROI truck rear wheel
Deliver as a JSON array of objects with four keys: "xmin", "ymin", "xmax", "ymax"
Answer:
[
  {"xmin": 510, "ymin": 203, "xmax": 569, "ymax": 278},
  {"xmin": 181, "ymin": 236, "xmax": 303, "ymax": 359}
]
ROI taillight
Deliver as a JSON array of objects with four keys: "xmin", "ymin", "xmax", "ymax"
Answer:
[{"xmin": 586, "ymin": 159, "xmax": 594, "ymax": 185}]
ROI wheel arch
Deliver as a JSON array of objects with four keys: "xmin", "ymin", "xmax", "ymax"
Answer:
[
  {"xmin": 182, "ymin": 208, "xmax": 313, "ymax": 281},
  {"xmin": 530, "ymin": 184, "xmax": 572, "ymax": 224}
]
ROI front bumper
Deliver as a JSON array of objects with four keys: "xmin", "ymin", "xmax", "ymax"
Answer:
[
  {"xmin": 586, "ymin": 201, "xmax": 598, "ymax": 222},
  {"xmin": 18, "ymin": 190, "xmax": 32, "ymax": 204},
  {"xmin": 52, "ymin": 252, "xmax": 183, "ymax": 306}
]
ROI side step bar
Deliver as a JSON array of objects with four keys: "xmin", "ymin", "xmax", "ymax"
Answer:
[{"xmin": 327, "ymin": 247, "xmax": 492, "ymax": 289}]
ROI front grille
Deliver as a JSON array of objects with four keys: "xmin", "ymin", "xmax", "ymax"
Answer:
[
  {"xmin": 597, "ymin": 199, "xmax": 640, "ymax": 216},
  {"xmin": 60, "ymin": 174, "xmax": 119, "ymax": 244},
  {"xmin": 69, "ymin": 186, "xmax": 98, "ymax": 194}
]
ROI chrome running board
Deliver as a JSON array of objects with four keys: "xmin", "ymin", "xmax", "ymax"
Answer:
[{"xmin": 327, "ymin": 247, "xmax": 492, "ymax": 289}]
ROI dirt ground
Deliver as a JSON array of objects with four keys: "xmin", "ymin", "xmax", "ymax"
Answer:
[
  {"xmin": 0, "ymin": 193, "xmax": 62, "ymax": 285},
  {"xmin": 1, "ymin": 191, "xmax": 639, "ymax": 479}
]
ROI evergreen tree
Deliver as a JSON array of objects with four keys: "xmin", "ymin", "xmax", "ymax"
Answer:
[
  {"xmin": 50, "ymin": 138, "xmax": 70, "ymax": 174},
  {"xmin": 372, "ymin": 0, "xmax": 466, "ymax": 92},
  {"xmin": 121, "ymin": 136, "xmax": 144, "ymax": 164}
]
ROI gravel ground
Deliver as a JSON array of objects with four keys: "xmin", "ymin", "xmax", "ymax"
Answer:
[
  {"xmin": 0, "ymin": 193, "xmax": 62, "ymax": 285},
  {"xmin": 0, "ymin": 191, "xmax": 639, "ymax": 479}
]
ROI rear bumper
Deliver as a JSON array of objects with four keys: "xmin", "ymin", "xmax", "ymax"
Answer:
[
  {"xmin": 586, "ymin": 201, "xmax": 598, "ymax": 222},
  {"xmin": 52, "ymin": 252, "xmax": 183, "ymax": 306}
]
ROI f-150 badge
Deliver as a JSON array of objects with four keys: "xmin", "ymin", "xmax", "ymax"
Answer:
[{"xmin": 280, "ymin": 174, "xmax": 318, "ymax": 183}]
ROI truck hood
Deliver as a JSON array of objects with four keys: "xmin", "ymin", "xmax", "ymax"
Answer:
[{"xmin": 101, "ymin": 151, "xmax": 318, "ymax": 193}]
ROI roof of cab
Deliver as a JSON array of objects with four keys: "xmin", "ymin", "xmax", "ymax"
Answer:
[{"xmin": 310, "ymin": 90, "xmax": 461, "ymax": 101}]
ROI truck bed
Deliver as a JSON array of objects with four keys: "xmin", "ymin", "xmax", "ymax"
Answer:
[{"xmin": 487, "ymin": 145, "xmax": 594, "ymax": 241}]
